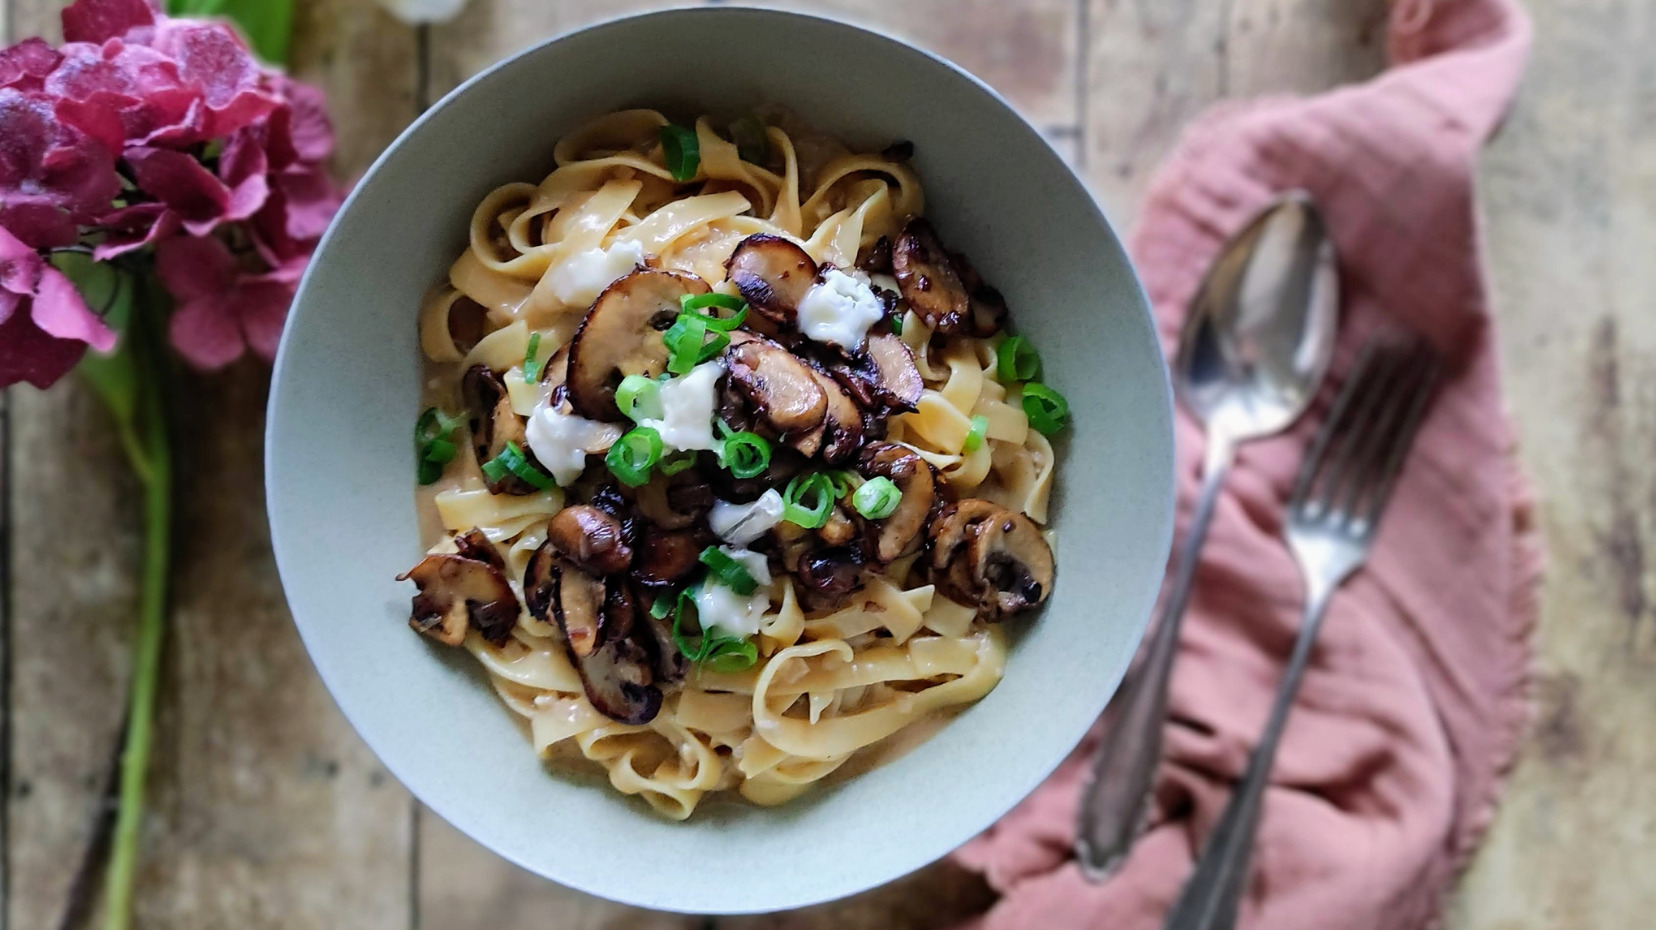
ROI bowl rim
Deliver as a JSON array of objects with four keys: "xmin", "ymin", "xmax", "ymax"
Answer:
[{"xmin": 267, "ymin": 4, "xmax": 1173, "ymax": 913}]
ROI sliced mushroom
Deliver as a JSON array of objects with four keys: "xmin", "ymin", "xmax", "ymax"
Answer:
[
  {"xmin": 462, "ymin": 364, "xmax": 538, "ymax": 495},
  {"xmin": 950, "ymin": 250, "xmax": 1010, "ymax": 337},
  {"xmin": 793, "ymin": 369, "xmax": 864, "ymax": 464},
  {"xmin": 859, "ymin": 442, "xmax": 937, "ymax": 563},
  {"xmin": 828, "ymin": 332, "xmax": 923, "ymax": 415},
  {"xmin": 726, "ymin": 333, "xmax": 828, "ymax": 439},
  {"xmin": 532, "ymin": 548, "xmax": 662, "ymax": 723},
  {"xmin": 547, "ymin": 504, "xmax": 633, "ymax": 576},
  {"xmin": 640, "ymin": 605, "xmax": 689, "ymax": 683},
  {"xmin": 634, "ymin": 469, "xmax": 714, "ymax": 530},
  {"xmin": 857, "ymin": 235, "xmax": 894, "ymax": 275},
  {"xmin": 928, "ymin": 500, "xmax": 1054, "ymax": 620},
  {"xmin": 632, "ymin": 526, "xmax": 705, "ymax": 587},
  {"xmin": 398, "ymin": 538, "xmax": 520, "ymax": 647},
  {"xmin": 566, "ymin": 269, "xmax": 709, "ymax": 421},
  {"xmin": 819, "ymin": 505, "xmax": 857, "ymax": 547},
  {"xmin": 892, "ymin": 218, "xmax": 971, "ymax": 332},
  {"xmin": 725, "ymin": 234, "xmax": 817, "ymax": 331},
  {"xmin": 795, "ymin": 547, "xmax": 866, "ymax": 610}
]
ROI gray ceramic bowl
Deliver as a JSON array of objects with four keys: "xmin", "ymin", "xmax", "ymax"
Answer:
[{"xmin": 267, "ymin": 6, "xmax": 1172, "ymax": 914}]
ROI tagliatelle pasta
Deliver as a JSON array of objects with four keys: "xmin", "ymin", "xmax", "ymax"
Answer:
[{"xmin": 400, "ymin": 108, "xmax": 1067, "ymax": 819}]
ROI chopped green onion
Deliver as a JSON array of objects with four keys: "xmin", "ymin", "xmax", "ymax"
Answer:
[
  {"xmin": 660, "ymin": 124, "xmax": 700, "ymax": 182},
  {"xmin": 706, "ymin": 636, "xmax": 759, "ymax": 672},
  {"xmin": 663, "ymin": 314, "xmax": 729, "ymax": 374},
  {"xmin": 616, "ymin": 373, "xmax": 664, "ymax": 422},
  {"xmin": 720, "ymin": 431, "xmax": 772, "ymax": 479},
  {"xmin": 416, "ymin": 406, "xmax": 465, "ymax": 485},
  {"xmin": 605, "ymin": 426, "xmax": 663, "ymax": 487},
  {"xmin": 963, "ymin": 415, "xmax": 989, "ymax": 453},
  {"xmin": 668, "ymin": 588, "xmax": 706, "ymax": 659},
  {"xmin": 699, "ymin": 546, "xmax": 759, "ymax": 595},
  {"xmin": 484, "ymin": 440, "xmax": 555, "ymax": 490},
  {"xmin": 889, "ymin": 311, "xmax": 904, "ymax": 335},
  {"xmin": 659, "ymin": 451, "xmax": 698, "ymax": 476},
  {"xmin": 730, "ymin": 114, "xmax": 769, "ymax": 164},
  {"xmin": 997, "ymin": 335, "xmax": 1041, "ymax": 382},
  {"xmin": 852, "ymin": 476, "xmax": 903, "ymax": 519},
  {"xmin": 649, "ymin": 594, "xmax": 674, "ymax": 620},
  {"xmin": 782, "ymin": 472, "xmax": 838, "ymax": 529},
  {"xmin": 681, "ymin": 293, "xmax": 748, "ymax": 331},
  {"xmin": 523, "ymin": 331, "xmax": 544, "ymax": 381},
  {"xmin": 823, "ymin": 470, "xmax": 854, "ymax": 498},
  {"xmin": 1021, "ymin": 382, "xmax": 1070, "ymax": 436}
]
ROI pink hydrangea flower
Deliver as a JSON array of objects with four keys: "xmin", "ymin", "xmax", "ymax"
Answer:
[
  {"xmin": 0, "ymin": 224, "xmax": 115, "ymax": 387},
  {"xmin": 0, "ymin": 0, "xmax": 344, "ymax": 387}
]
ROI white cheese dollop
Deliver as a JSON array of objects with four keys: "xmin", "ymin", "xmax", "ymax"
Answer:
[
  {"xmin": 638, "ymin": 361, "xmax": 722, "ymax": 453},
  {"xmin": 692, "ymin": 547, "xmax": 773, "ymax": 638},
  {"xmin": 708, "ymin": 489, "xmax": 786, "ymax": 546},
  {"xmin": 524, "ymin": 404, "xmax": 623, "ymax": 487},
  {"xmin": 797, "ymin": 267, "xmax": 887, "ymax": 349},
  {"xmin": 544, "ymin": 239, "xmax": 648, "ymax": 309}
]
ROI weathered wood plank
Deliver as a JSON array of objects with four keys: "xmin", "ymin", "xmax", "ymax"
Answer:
[
  {"xmin": 424, "ymin": 0, "xmax": 672, "ymax": 101},
  {"xmin": 1451, "ymin": 0, "xmax": 1656, "ymax": 925},
  {"xmin": 734, "ymin": 0, "xmax": 1084, "ymax": 131},
  {"xmin": 4, "ymin": 1, "xmax": 422, "ymax": 928}
]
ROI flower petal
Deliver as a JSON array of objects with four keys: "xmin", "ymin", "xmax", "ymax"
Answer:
[
  {"xmin": 32, "ymin": 260, "xmax": 115, "ymax": 350},
  {"xmin": 0, "ymin": 39, "xmax": 63, "ymax": 92},
  {"xmin": 155, "ymin": 233, "xmax": 234, "ymax": 301},
  {"xmin": 92, "ymin": 202, "xmax": 178, "ymax": 260},
  {"xmin": 124, "ymin": 145, "xmax": 231, "ymax": 235},
  {"xmin": 0, "ymin": 292, "xmax": 90, "ymax": 389},
  {"xmin": 234, "ymin": 276, "xmax": 295, "ymax": 361},
  {"xmin": 168, "ymin": 291, "xmax": 245, "ymax": 369},
  {"xmin": 61, "ymin": 0, "xmax": 156, "ymax": 46}
]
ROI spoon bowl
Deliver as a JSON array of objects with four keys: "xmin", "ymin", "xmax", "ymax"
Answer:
[{"xmin": 1176, "ymin": 192, "xmax": 1339, "ymax": 442}]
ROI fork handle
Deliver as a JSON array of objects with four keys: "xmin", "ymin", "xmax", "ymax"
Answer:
[
  {"xmin": 1161, "ymin": 584, "xmax": 1336, "ymax": 930},
  {"xmin": 1076, "ymin": 435, "xmax": 1236, "ymax": 880}
]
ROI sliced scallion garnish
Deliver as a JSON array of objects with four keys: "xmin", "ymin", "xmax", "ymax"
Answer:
[
  {"xmin": 719, "ymin": 431, "xmax": 772, "ymax": 479},
  {"xmin": 963, "ymin": 414, "xmax": 989, "ymax": 453},
  {"xmin": 523, "ymin": 331, "xmax": 544, "ymax": 381},
  {"xmin": 606, "ymin": 426, "xmax": 663, "ymax": 487},
  {"xmin": 698, "ymin": 546, "xmax": 759, "ymax": 596},
  {"xmin": 996, "ymin": 335, "xmax": 1041, "ymax": 382},
  {"xmin": 782, "ymin": 471, "xmax": 838, "ymax": 529},
  {"xmin": 485, "ymin": 440, "xmax": 555, "ymax": 490},
  {"xmin": 852, "ymin": 475, "xmax": 902, "ymax": 520},
  {"xmin": 616, "ymin": 373, "xmax": 664, "ymax": 422},
  {"xmin": 1021, "ymin": 382, "xmax": 1070, "ymax": 436}
]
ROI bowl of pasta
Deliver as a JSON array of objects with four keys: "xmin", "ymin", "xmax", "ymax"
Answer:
[{"xmin": 267, "ymin": 6, "xmax": 1173, "ymax": 915}]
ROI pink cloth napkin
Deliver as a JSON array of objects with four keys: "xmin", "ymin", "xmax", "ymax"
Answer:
[{"xmin": 952, "ymin": 1, "xmax": 1540, "ymax": 928}]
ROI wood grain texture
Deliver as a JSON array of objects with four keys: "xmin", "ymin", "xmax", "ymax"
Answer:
[
  {"xmin": 424, "ymin": 0, "xmax": 673, "ymax": 101},
  {"xmin": 1450, "ymin": 0, "xmax": 1656, "ymax": 925}
]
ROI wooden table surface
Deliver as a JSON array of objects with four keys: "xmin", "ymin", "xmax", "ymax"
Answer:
[{"xmin": 3, "ymin": 0, "xmax": 1651, "ymax": 927}]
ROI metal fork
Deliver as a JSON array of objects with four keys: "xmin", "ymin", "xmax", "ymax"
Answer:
[{"xmin": 1162, "ymin": 339, "xmax": 1441, "ymax": 930}]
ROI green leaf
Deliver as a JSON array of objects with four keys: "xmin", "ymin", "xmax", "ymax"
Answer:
[{"xmin": 168, "ymin": 0, "xmax": 295, "ymax": 66}]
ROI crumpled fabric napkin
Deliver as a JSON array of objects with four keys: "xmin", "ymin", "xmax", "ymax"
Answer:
[{"xmin": 951, "ymin": 1, "xmax": 1540, "ymax": 927}]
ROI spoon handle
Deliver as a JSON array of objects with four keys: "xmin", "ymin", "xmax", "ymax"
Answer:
[{"xmin": 1075, "ymin": 435, "xmax": 1235, "ymax": 880}]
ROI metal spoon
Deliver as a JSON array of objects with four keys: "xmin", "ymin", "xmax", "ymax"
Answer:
[{"xmin": 1075, "ymin": 191, "xmax": 1339, "ymax": 880}]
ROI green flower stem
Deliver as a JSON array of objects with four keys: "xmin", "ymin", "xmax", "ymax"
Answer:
[{"xmin": 102, "ymin": 295, "xmax": 172, "ymax": 930}]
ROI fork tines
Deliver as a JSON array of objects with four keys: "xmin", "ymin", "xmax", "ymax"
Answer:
[{"xmin": 1289, "ymin": 339, "xmax": 1441, "ymax": 534}]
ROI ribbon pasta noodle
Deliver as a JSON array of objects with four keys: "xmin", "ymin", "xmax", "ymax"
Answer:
[{"xmin": 403, "ymin": 108, "xmax": 1063, "ymax": 819}]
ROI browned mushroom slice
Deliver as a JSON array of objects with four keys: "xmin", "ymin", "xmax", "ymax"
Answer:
[
  {"xmin": 793, "ymin": 369, "xmax": 864, "ymax": 464},
  {"xmin": 452, "ymin": 527, "xmax": 504, "ymax": 568},
  {"xmin": 828, "ymin": 332, "xmax": 922, "ymax": 415},
  {"xmin": 948, "ymin": 249, "xmax": 1010, "ymax": 338},
  {"xmin": 928, "ymin": 500, "xmax": 1053, "ymax": 620},
  {"xmin": 857, "ymin": 235, "xmax": 894, "ymax": 275},
  {"xmin": 725, "ymin": 234, "xmax": 818, "ymax": 330},
  {"xmin": 566, "ymin": 269, "xmax": 710, "ymax": 421},
  {"xmin": 462, "ymin": 364, "xmax": 537, "ymax": 495},
  {"xmin": 727, "ymin": 334, "xmax": 827, "ymax": 440},
  {"xmin": 640, "ymin": 602, "xmax": 689, "ymax": 683},
  {"xmin": 967, "ymin": 510, "xmax": 1055, "ymax": 619},
  {"xmin": 927, "ymin": 498, "xmax": 1004, "ymax": 605},
  {"xmin": 892, "ymin": 218, "xmax": 971, "ymax": 332},
  {"xmin": 859, "ymin": 442, "xmax": 937, "ymax": 563},
  {"xmin": 632, "ymin": 526, "xmax": 704, "ymax": 587},
  {"xmin": 795, "ymin": 547, "xmax": 866, "ymax": 610},
  {"xmin": 633, "ymin": 470, "xmax": 714, "ymax": 531},
  {"xmin": 539, "ymin": 556, "xmax": 662, "ymax": 723},
  {"xmin": 547, "ymin": 504, "xmax": 633, "ymax": 576},
  {"xmin": 398, "ymin": 547, "xmax": 519, "ymax": 647}
]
